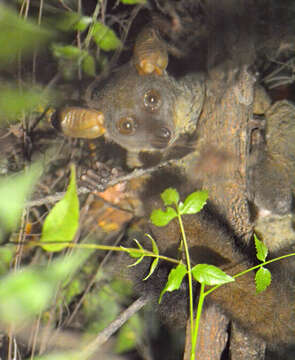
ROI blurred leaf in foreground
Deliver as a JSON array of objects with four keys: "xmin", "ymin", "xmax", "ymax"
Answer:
[
  {"xmin": 54, "ymin": 12, "xmax": 92, "ymax": 33},
  {"xmin": 55, "ymin": 12, "xmax": 81, "ymax": 32},
  {"xmin": 0, "ymin": 85, "xmax": 50, "ymax": 120},
  {"xmin": 51, "ymin": 44, "xmax": 92, "ymax": 79},
  {"xmin": 0, "ymin": 162, "xmax": 42, "ymax": 239},
  {"xmin": 0, "ymin": 5, "xmax": 52, "ymax": 66},
  {"xmin": 52, "ymin": 44, "xmax": 87, "ymax": 60},
  {"xmin": 92, "ymin": 22, "xmax": 122, "ymax": 51},
  {"xmin": 82, "ymin": 54, "xmax": 96, "ymax": 76},
  {"xmin": 0, "ymin": 252, "xmax": 86, "ymax": 325},
  {"xmin": 0, "ymin": 245, "xmax": 14, "ymax": 275}
]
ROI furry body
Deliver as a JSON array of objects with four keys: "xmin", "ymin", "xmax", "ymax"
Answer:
[
  {"xmin": 125, "ymin": 163, "xmax": 295, "ymax": 347},
  {"xmin": 53, "ymin": 0, "xmax": 295, "ymax": 349}
]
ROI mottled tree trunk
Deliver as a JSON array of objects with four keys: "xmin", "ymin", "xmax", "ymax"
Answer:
[
  {"xmin": 183, "ymin": 305, "xmax": 229, "ymax": 360},
  {"xmin": 183, "ymin": 0, "xmax": 266, "ymax": 358},
  {"xmin": 230, "ymin": 323, "xmax": 266, "ymax": 360}
]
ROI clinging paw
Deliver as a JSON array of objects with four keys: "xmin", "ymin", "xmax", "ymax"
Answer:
[{"xmin": 80, "ymin": 161, "xmax": 122, "ymax": 192}]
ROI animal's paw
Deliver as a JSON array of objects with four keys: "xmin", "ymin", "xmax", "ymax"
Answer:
[{"xmin": 80, "ymin": 161, "xmax": 122, "ymax": 192}]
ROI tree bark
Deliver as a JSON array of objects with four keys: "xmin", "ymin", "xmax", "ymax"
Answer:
[
  {"xmin": 183, "ymin": 305, "xmax": 229, "ymax": 360},
  {"xmin": 183, "ymin": 0, "xmax": 267, "ymax": 358},
  {"xmin": 230, "ymin": 323, "xmax": 266, "ymax": 360}
]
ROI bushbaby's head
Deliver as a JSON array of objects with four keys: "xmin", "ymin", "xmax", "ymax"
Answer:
[
  {"xmin": 87, "ymin": 64, "xmax": 183, "ymax": 152},
  {"xmin": 51, "ymin": 26, "xmax": 204, "ymax": 165}
]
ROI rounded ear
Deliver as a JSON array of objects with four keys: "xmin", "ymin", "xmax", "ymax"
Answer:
[
  {"xmin": 51, "ymin": 106, "xmax": 105, "ymax": 139},
  {"xmin": 133, "ymin": 27, "xmax": 168, "ymax": 76}
]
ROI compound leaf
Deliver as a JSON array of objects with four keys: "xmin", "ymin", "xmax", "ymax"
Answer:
[
  {"xmin": 150, "ymin": 207, "xmax": 177, "ymax": 227},
  {"xmin": 254, "ymin": 234, "xmax": 268, "ymax": 262},
  {"xmin": 192, "ymin": 264, "xmax": 234, "ymax": 286},
  {"xmin": 255, "ymin": 266, "xmax": 271, "ymax": 293},
  {"xmin": 159, "ymin": 263, "xmax": 187, "ymax": 303},
  {"xmin": 179, "ymin": 190, "xmax": 208, "ymax": 215},
  {"xmin": 161, "ymin": 188, "xmax": 179, "ymax": 206}
]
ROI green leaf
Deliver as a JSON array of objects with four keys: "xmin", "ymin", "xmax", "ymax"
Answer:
[
  {"xmin": 159, "ymin": 263, "xmax": 187, "ymax": 303},
  {"xmin": 55, "ymin": 12, "xmax": 81, "ymax": 32},
  {"xmin": 127, "ymin": 239, "xmax": 144, "ymax": 258},
  {"xmin": 255, "ymin": 266, "xmax": 271, "ymax": 293},
  {"xmin": 0, "ymin": 245, "xmax": 14, "ymax": 275},
  {"xmin": 41, "ymin": 165, "xmax": 79, "ymax": 252},
  {"xmin": 191, "ymin": 264, "xmax": 234, "ymax": 286},
  {"xmin": 82, "ymin": 54, "xmax": 96, "ymax": 76},
  {"xmin": 0, "ymin": 253, "xmax": 84, "ymax": 325},
  {"xmin": 121, "ymin": 239, "xmax": 144, "ymax": 266},
  {"xmin": 0, "ymin": 162, "xmax": 42, "ymax": 233},
  {"xmin": 75, "ymin": 16, "xmax": 93, "ymax": 32},
  {"xmin": 0, "ymin": 86, "xmax": 49, "ymax": 119},
  {"xmin": 0, "ymin": 269, "xmax": 53, "ymax": 324},
  {"xmin": 143, "ymin": 258, "xmax": 159, "ymax": 281},
  {"xmin": 161, "ymin": 188, "xmax": 179, "ymax": 206},
  {"xmin": 53, "ymin": 12, "xmax": 92, "ymax": 31},
  {"xmin": 145, "ymin": 233, "xmax": 159, "ymax": 256},
  {"xmin": 120, "ymin": 245, "xmax": 138, "ymax": 258},
  {"xmin": 179, "ymin": 190, "xmax": 208, "ymax": 215},
  {"xmin": 254, "ymin": 233, "xmax": 268, "ymax": 262},
  {"xmin": 52, "ymin": 44, "xmax": 87, "ymax": 60},
  {"xmin": 121, "ymin": 0, "xmax": 146, "ymax": 4},
  {"xmin": 150, "ymin": 207, "xmax": 177, "ymax": 227},
  {"xmin": 91, "ymin": 22, "xmax": 122, "ymax": 51},
  {"xmin": 128, "ymin": 256, "xmax": 144, "ymax": 267},
  {"xmin": 142, "ymin": 234, "xmax": 159, "ymax": 280}
]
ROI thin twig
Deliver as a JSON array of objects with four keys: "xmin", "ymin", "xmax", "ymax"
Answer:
[
  {"xmin": 109, "ymin": 3, "xmax": 145, "ymax": 68},
  {"xmin": 25, "ymin": 159, "xmax": 175, "ymax": 208},
  {"xmin": 83, "ymin": 295, "xmax": 149, "ymax": 354}
]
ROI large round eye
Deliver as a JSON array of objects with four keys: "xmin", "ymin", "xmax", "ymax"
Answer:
[
  {"xmin": 117, "ymin": 116, "xmax": 136, "ymax": 135},
  {"xmin": 157, "ymin": 127, "xmax": 171, "ymax": 140},
  {"xmin": 143, "ymin": 89, "xmax": 161, "ymax": 112}
]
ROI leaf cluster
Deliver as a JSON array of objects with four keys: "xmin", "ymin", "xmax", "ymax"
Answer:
[{"xmin": 149, "ymin": 188, "xmax": 235, "ymax": 301}]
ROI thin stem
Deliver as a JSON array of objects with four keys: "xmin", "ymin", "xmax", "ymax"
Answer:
[
  {"xmin": 27, "ymin": 240, "xmax": 180, "ymax": 265},
  {"xmin": 177, "ymin": 210, "xmax": 194, "ymax": 344},
  {"xmin": 205, "ymin": 252, "xmax": 295, "ymax": 297},
  {"xmin": 84, "ymin": 0, "xmax": 101, "ymax": 48},
  {"xmin": 82, "ymin": 295, "xmax": 149, "ymax": 358},
  {"xmin": 191, "ymin": 283, "xmax": 205, "ymax": 360}
]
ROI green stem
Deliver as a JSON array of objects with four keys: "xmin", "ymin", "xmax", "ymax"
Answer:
[
  {"xmin": 191, "ymin": 283, "xmax": 205, "ymax": 360},
  {"xmin": 205, "ymin": 252, "xmax": 295, "ymax": 297},
  {"xmin": 84, "ymin": 1, "xmax": 101, "ymax": 48},
  {"xmin": 28, "ymin": 240, "xmax": 180, "ymax": 265},
  {"xmin": 177, "ymin": 210, "xmax": 194, "ymax": 344}
]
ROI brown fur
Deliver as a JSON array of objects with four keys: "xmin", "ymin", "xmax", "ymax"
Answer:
[
  {"xmin": 53, "ymin": 2, "xmax": 295, "ymax": 348},
  {"xmin": 127, "ymin": 190, "xmax": 295, "ymax": 346}
]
